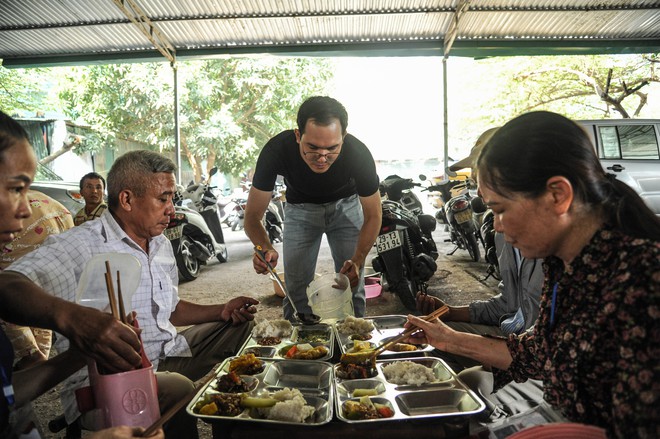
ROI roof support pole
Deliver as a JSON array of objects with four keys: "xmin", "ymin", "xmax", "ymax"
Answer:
[
  {"xmin": 172, "ymin": 62, "xmax": 181, "ymax": 183},
  {"xmin": 442, "ymin": 57, "xmax": 453, "ymax": 178},
  {"xmin": 441, "ymin": 0, "xmax": 470, "ymax": 178}
]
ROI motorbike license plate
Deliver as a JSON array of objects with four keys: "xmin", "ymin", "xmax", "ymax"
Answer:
[
  {"xmin": 164, "ymin": 225, "xmax": 183, "ymax": 240},
  {"xmin": 376, "ymin": 231, "xmax": 402, "ymax": 253},
  {"xmin": 454, "ymin": 210, "xmax": 472, "ymax": 224}
]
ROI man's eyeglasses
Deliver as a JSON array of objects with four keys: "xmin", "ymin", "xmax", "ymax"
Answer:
[{"xmin": 302, "ymin": 150, "xmax": 340, "ymax": 161}]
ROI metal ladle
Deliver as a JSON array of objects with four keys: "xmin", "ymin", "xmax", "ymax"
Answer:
[{"xmin": 254, "ymin": 246, "xmax": 321, "ymax": 325}]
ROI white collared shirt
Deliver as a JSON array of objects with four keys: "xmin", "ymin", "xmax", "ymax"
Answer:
[{"xmin": 7, "ymin": 209, "xmax": 191, "ymax": 421}]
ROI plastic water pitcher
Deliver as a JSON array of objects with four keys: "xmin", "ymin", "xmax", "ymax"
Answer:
[{"xmin": 306, "ymin": 273, "xmax": 354, "ymax": 320}]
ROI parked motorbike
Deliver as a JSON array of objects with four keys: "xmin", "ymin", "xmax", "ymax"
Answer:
[
  {"xmin": 264, "ymin": 187, "xmax": 284, "ymax": 243},
  {"xmin": 228, "ymin": 184, "xmax": 284, "ymax": 243},
  {"xmin": 430, "ymin": 178, "xmax": 481, "ymax": 262},
  {"xmin": 475, "ymin": 202, "xmax": 500, "ymax": 280},
  {"xmin": 166, "ymin": 167, "xmax": 228, "ymax": 281},
  {"xmin": 217, "ymin": 192, "xmax": 236, "ymax": 227},
  {"xmin": 227, "ymin": 195, "xmax": 247, "ymax": 231},
  {"xmin": 371, "ymin": 175, "xmax": 439, "ymax": 311}
]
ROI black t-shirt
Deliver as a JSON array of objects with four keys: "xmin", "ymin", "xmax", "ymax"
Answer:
[{"xmin": 252, "ymin": 130, "xmax": 379, "ymax": 204}]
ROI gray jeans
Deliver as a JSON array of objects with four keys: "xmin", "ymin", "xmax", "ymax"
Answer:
[{"xmin": 282, "ymin": 195, "xmax": 366, "ymax": 320}]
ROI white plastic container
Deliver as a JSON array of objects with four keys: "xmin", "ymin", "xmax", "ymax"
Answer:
[{"xmin": 306, "ymin": 273, "xmax": 354, "ymax": 320}]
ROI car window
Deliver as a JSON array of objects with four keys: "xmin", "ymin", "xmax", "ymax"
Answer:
[
  {"xmin": 597, "ymin": 124, "xmax": 660, "ymax": 160},
  {"xmin": 35, "ymin": 163, "xmax": 64, "ymax": 181}
]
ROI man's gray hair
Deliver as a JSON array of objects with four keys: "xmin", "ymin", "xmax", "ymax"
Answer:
[{"xmin": 107, "ymin": 150, "xmax": 176, "ymax": 209}]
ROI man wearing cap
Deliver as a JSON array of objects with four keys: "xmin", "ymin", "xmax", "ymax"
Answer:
[
  {"xmin": 419, "ymin": 127, "xmax": 544, "ymax": 370},
  {"xmin": 449, "ymin": 127, "xmax": 500, "ymax": 174},
  {"xmin": 419, "ymin": 127, "xmax": 545, "ymax": 418}
]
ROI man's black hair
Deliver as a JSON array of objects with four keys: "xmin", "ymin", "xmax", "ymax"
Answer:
[
  {"xmin": 79, "ymin": 172, "xmax": 106, "ymax": 190},
  {"xmin": 296, "ymin": 96, "xmax": 348, "ymax": 135}
]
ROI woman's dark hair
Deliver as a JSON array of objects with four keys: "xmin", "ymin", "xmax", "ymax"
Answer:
[
  {"xmin": 476, "ymin": 111, "xmax": 660, "ymax": 240},
  {"xmin": 0, "ymin": 111, "xmax": 30, "ymax": 164},
  {"xmin": 297, "ymin": 96, "xmax": 348, "ymax": 135}
]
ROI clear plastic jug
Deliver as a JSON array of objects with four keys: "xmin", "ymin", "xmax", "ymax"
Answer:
[{"xmin": 306, "ymin": 273, "xmax": 354, "ymax": 320}]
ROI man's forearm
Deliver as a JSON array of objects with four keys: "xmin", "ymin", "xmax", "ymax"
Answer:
[
  {"xmin": 170, "ymin": 299, "xmax": 224, "ymax": 326},
  {"xmin": 0, "ymin": 271, "xmax": 66, "ymax": 331},
  {"xmin": 351, "ymin": 215, "xmax": 381, "ymax": 266},
  {"xmin": 244, "ymin": 187, "xmax": 273, "ymax": 251},
  {"xmin": 351, "ymin": 194, "xmax": 382, "ymax": 266},
  {"xmin": 244, "ymin": 214, "xmax": 271, "ymax": 251},
  {"xmin": 13, "ymin": 349, "xmax": 86, "ymax": 407}
]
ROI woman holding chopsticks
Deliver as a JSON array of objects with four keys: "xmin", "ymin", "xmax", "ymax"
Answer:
[
  {"xmin": 0, "ymin": 111, "xmax": 163, "ymax": 438},
  {"xmin": 406, "ymin": 111, "xmax": 659, "ymax": 439}
]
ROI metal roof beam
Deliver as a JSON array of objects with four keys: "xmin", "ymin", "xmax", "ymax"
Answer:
[
  {"xmin": 3, "ymin": 38, "xmax": 657, "ymax": 69},
  {"xmin": 111, "ymin": 0, "xmax": 176, "ymax": 64},
  {"xmin": 443, "ymin": 0, "xmax": 471, "ymax": 57}
]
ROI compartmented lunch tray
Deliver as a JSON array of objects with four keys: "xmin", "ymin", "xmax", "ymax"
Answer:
[
  {"xmin": 187, "ymin": 357, "xmax": 334, "ymax": 426},
  {"xmin": 334, "ymin": 356, "xmax": 486, "ymax": 423},
  {"xmin": 334, "ymin": 315, "xmax": 435, "ymax": 359},
  {"xmin": 239, "ymin": 322, "xmax": 335, "ymax": 362}
]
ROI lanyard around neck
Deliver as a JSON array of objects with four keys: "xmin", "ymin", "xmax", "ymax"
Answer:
[
  {"xmin": 1, "ymin": 362, "xmax": 14, "ymax": 407},
  {"xmin": 550, "ymin": 282, "xmax": 559, "ymax": 327}
]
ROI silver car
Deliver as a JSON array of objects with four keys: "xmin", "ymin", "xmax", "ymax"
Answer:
[
  {"xmin": 31, "ymin": 164, "xmax": 85, "ymax": 214},
  {"xmin": 579, "ymin": 119, "xmax": 660, "ymax": 216}
]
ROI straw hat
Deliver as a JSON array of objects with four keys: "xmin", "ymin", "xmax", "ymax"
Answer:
[{"xmin": 449, "ymin": 127, "xmax": 499, "ymax": 172}]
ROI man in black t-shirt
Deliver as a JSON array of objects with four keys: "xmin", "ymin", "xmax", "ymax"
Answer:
[{"xmin": 245, "ymin": 96, "xmax": 382, "ymax": 321}]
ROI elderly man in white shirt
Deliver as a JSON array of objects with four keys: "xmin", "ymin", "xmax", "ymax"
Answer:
[{"xmin": 3, "ymin": 150, "xmax": 258, "ymax": 437}]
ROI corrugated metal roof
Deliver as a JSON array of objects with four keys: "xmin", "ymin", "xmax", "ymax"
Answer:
[{"xmin": 1, "ymin": 0, "xmax": 658, "ymax": 67}]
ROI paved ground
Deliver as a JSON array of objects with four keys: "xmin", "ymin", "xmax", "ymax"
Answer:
[
  {"xmin": 177, "ymin": 225, "xmax": 499, "ymax": 319},
  {"xmin": 34, "ymin": 224, "xmax": 499, "ymax": 438}
]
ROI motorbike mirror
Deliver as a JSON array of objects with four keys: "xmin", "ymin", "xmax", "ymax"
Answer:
[
  {"xmin": 209, "ymin": 167, "xmax": 218, "ymax": 178},
  {"xmin": 419, "ymin": 174, "xmax": 427, "ymax": 181}
]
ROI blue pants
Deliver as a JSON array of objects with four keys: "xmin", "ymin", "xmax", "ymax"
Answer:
[{"xmin": 282, "ymin": 194, "xmax": 366, "ymax": 321}]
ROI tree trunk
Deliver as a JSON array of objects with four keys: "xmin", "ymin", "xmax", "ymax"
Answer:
[
  {"xmin": 38, "ymin": 137, "xmax": 80, "ymax": 165},
  {"xmin": 181, "ymin": 137, "xmax": 203, "ymax": 183}
]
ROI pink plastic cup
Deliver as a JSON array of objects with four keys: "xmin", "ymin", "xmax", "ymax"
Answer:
[{"xmin": 86, "ymin": 359, "xmax": 160, "ymax": 429}]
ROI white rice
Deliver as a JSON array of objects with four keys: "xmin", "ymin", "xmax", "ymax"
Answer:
[
  {"xmin": 382, "ymin": 361, "xmax": 436, "ymax": 385},
  {"xmin": 336, "ymin": 316, "xmax": 374, "ymax": 335},
  {"xmin": 251, "ymin": 318, "xmax": 293, "ymax": 339},
  {"xmin": 260, "ymin": 388, "xmax": 315, "ymax": 422}
]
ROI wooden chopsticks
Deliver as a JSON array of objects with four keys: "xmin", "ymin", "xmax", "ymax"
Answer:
[
  {"xmin": 104, "ymin": 260, "xmax": 127, "ymax": 324},
  {"xmin": 116, "ymin": 270, "xmax": 127, "ymax": 324},
  {"xmin": 370, "ymin": 305, "xmax": 449, "ymax": 358}
]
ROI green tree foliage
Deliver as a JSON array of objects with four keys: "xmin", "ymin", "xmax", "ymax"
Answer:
[
  {"xmin": 0, "ymin": 64, "xmax": 53, "ymax": 115},
  {"xmin": 486, "ymin": 54, "xmax": 659, "ymax": 121},
  {"xmin": 57, "ymin": 58, "xmax": 333, "ymax": 181}
]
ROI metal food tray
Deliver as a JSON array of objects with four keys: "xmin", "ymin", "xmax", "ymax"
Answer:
[
  {"xmin": 239, "ymin": 323, "xmax": 334, "ymax": 362},
  {"xmin": 334, "ymin": 356, "xmax": 485, "ymax": 423},
  {"xmin": 187, "ymin": 357, "xmax": 334, "ymax": 426},
  {"xmin": 334, "ymin": 315, "xmax": 435, "ymax": 359}
]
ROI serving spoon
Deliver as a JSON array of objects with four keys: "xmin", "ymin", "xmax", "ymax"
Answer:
[{"xmin": 254, "ymin": 246, "xmax": 321, "ymax": 325}]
